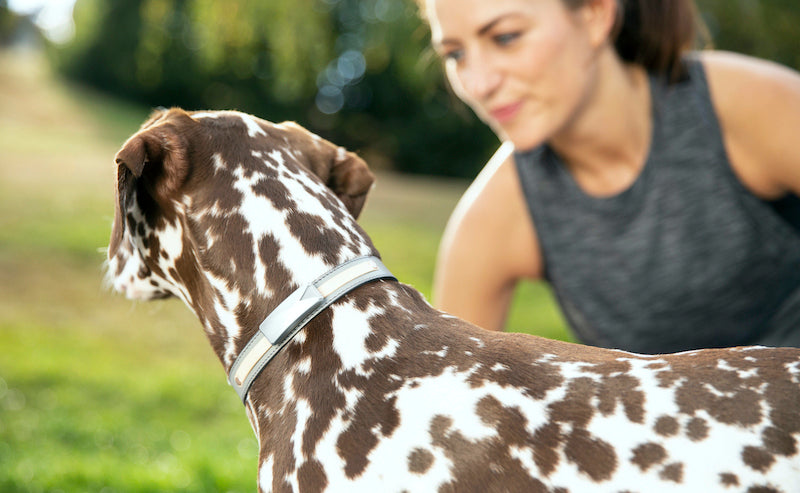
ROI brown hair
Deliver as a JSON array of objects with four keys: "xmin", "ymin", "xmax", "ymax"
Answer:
[
  {"xmin": 602, "ymin": 0, "xmax": 707, "ymax": 80},
  {"xmin": 416, "ymin": 0, "xmax": 708, "ymax": 80}
]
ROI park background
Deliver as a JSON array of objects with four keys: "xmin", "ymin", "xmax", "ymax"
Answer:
[{"xmin": 1, "ymin": 0, "xmax": 798, "ymax": 491}]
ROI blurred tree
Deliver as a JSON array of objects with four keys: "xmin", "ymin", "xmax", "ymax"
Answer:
[
  {"xmin": 53, "ymin": 0, "xmax": 496, "ymax": 178},
  {"xmin": 699, "ymin": 0, "xmax": 800, "ymax": 70},
  {"xmin": 0, "ymin": 0, "xmax": 12, "ymax": 43},
  {"xmin": 309, "ymin": 0, "xmax": 496, "ymax": 176},
  {"xmin": 51, "ymin": 0, "xmax": 800, "ymax": 179},
  {"xmin": 57, "ymin": 0, "xmax": 332, "ymax": 121},
  {"xmin": 1, "ymin": 0, "xmax": 22, "ymax": 46}
]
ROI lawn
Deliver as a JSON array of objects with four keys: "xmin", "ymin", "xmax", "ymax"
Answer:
[{"xmin": 0, "ymin": 49, "xmax": 567, "ymax": 492}]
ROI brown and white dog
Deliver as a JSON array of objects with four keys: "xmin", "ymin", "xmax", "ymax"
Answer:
[{"xmin": 107, "ymin": 108, "xmax": 800, "ymax": 492}]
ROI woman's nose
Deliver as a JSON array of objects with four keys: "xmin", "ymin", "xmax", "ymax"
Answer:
[{"xmin": 459, "ymin": 55, "xmax": 502, "ymax": 101}]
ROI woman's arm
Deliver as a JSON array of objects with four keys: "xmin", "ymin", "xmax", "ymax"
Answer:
[
  {"xmin": 433, "ymin": 142, "xmax": 543, "ymax": 331},
  {"xmin": 702, "ymin": 51, "xmax": 800, "ymax": 198}
]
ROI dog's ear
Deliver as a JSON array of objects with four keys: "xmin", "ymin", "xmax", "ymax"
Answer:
[
  {"xmin": 325, "ymin": 148, "xmax": 375, "ymax": 219},
  {"xmin": 115, "ymin": 108, "xmax": 192, "ymax": 196},
  {"xmin": 282, "ymin": 122, "xmax": 375, "ymax": 219},
  {"xmin": 109, "ymin": 108, "xmax": 193, "ymax": 256}
]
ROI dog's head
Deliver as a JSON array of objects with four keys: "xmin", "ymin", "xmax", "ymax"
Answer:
[{"xmin": 106, "ymin": 108, "xmax": 377, "ymax": 309}]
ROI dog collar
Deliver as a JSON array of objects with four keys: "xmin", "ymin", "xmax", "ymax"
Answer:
[{"xmin": 228, "ymin": 256, "xmax": 395, "ymax": 402}]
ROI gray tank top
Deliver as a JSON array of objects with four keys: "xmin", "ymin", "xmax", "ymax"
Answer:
[{"xmin": 514, "ymin": 56, "xmax": 800, "ymax": 354}]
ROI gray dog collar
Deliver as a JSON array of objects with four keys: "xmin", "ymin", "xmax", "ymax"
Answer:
[{"xmin": 228, "ymin": 256, "xmax": 395, "ymax": 402}]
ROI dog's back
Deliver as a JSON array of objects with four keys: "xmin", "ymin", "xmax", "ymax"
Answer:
[
  {"xmin": 107, "ymin": 108, "xmax": 800, "ymax": 492},
  {"xmin": 279, "ymin": 284, "xmax": 800, "ymax": 492}
]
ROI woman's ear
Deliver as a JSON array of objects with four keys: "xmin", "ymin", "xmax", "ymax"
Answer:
[{"xmin": 579, "ymin": 0, "xmax": 619, "ymax": 48}]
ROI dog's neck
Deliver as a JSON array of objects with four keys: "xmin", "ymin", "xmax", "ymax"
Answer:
[
  {"xmin": 107, "ymin": 110, "xmax": 396, "ymax": 459},
  {"xmin": 171, "ymin": 150, "xmax": 379, "ymax": 374}
]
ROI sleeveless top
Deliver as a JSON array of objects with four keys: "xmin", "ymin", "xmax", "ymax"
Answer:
[{"xmin": 514, "ymin": 56, "xmax": 800, "ymax": 354}]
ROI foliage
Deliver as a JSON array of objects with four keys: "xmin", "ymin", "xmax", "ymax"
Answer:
[
  {"xmin": 0, "ymin": 0, "xmax": 28, "ymax": 46},
  {"xmin": 699, "ymin": 0, "xmax": 800, "ymax": 70},
  {"xmin": 50, "ymin": 0, "xmax": 800, "ymax": 179},
  {"xmin": 53, "ymin": 0, "xmax": 497, "ymax": 178},
  {"xmin": 0, "ymin": 0, "xmax": 10, "ymax": 41}
]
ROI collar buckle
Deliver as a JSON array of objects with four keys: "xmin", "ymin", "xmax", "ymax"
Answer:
[{"xmin": 260, "ymin": 285, "xmax": 324, "ymax": 345}]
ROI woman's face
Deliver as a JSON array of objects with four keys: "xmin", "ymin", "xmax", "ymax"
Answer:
[{"xmin": 427, "ymin": 0, "xmax": 604, "ymax": 150}]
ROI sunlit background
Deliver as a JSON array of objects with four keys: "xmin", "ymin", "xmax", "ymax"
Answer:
[
  {"xmin": 1, "ymin": 0, "xmax": 799, "ymax": 491},
  {"xmin": 7, "ymin": 0, "xmax": 76, "ymax": 42}
]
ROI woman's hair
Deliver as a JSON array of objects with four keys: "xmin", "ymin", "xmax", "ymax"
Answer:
[
  {"xmin": 417, "ymin": 0, "xmax": 708, "ymax": 80},
  {"xmin": 601, "ymin": 0, "xmax": 707, "ymax": 80}
]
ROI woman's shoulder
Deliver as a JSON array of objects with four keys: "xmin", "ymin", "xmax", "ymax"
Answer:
[
  {"xmin": 439, "ymin": 142, "xmax": 543, "ymax": 279},
  {"xmin": 696, "ymin": 50, "xmax": 800, "ymax": 198},
  {"xmin": 696, "ymin": 50, "xmax": 800, "ymax": 101},
  {"xmin": 446, "ymin": 142, "xmax": 521, "ymax": 239}
]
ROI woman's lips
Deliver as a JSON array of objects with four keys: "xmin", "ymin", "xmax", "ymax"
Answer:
[{"xmin": 489, "ymin": 101, "xmax": 523, "ymax": 123}]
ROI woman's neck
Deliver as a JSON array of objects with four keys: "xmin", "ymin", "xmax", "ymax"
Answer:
[{"xmin": 549, "ymin": 55, "xmax": 652, "ymax": 198}]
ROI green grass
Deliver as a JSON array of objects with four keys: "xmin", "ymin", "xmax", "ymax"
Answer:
[
  {"xmin": 0, "ymin": 49, "xmax": 568, "ymax": 492},
  {"xmin": 0, "ymin": 321, "xmax": 256, "ymax": 492}
]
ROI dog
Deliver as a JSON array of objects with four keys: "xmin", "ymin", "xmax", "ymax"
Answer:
[{"xmin": 107, "ymin": 108, "xmax": 800, "ymax": 492}]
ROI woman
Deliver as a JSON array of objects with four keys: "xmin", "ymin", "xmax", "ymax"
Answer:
[{"xmin": 421, "ymin": 0, "xmax": 800, "ymax": 353}]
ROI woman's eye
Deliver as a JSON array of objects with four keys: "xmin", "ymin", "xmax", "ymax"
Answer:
[
  {"xmin": 442, "ymin": 49, "xmax": 464, "ymax": 62},
  {"xmin": 494, "ymin": 32, "xmax": 520, "ymax": 46}
]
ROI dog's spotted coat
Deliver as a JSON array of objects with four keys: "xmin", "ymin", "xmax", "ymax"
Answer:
[{"xmin": 107, "ymin": 108, "xmax": 800, "ymax": 492}]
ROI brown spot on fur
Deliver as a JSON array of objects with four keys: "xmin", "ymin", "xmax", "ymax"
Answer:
[
  {"xmin": 742, "ymin": 446, "xmax": 775, "ymax": 473},
  {"xmin": 253, "ymin": 177, "xmax": 297, "ymax": 211},
  {"xmin": 762, "ymin": 426, "xmax": 797, "ymax": 456},
  {"xmin": 193, "ymin": 162, "xmax": 244, "ymax": 213},
  {"xmin": 763, "ymin": 376, "xmax": 800, "ymax": 441},
  {"xmin": 659, "ymin": 462, "xmax": 683, "ymax": 483},
  {"xmin": 563, "ymin": 428, "xmax": 617, "ymax": 481},
  {"xmin": 430, "ymin": 415, "xmax": 453, "ymax": 441},
  {"xmin": 258, "ymin": 234, "xmax": 292, "ymax": 289},
  {"xmin": 467, "ymin": 358, "xmax": 565, "ymax": 401},
  {"xmin": 586, "ymin": 359, "xmax": 632, "ymax": 376},
  {"xmin": 596, "ymin": 374, "xmax": 646, "ymax": 423},
  {"xmin": 747, "ymin": 486, "xmax": 780, "ymax": 493},
  {"xmin": 292, "ymin": 314, "xmax": 351, "ymax": 462},
  {"xmin": 297, "ymin": 460, "xmax": 327, "ymax": 493},
  {"xmin": 654, "ymin": 415, "xmax": 680, "ymax": 436},
  {"xmin": 429, "ymin": 411, "xmax": 549, "ymax": 493},
  {"xmin": 247, "ymin": 312, "xmax": 349, "ymax": 490},
  {"xmin": 335, "ymin": 392, "xmax": 401, "ymax": 479},
  {"xmin": 675, "ymin": 380, "xmax": 762, "ymax": 427},
  {"xmin": 407, "ymin": 448, "xmax": 434, "ymax": 474},
  {"xmin": 719, "ymin": 472, "xmax": 739, "ymax": 487},
  {"xmin": 532, "ymin": 422, "xmax": 561, "ymax": 477},
  {"xmin": 631, "ymin": 442, "xmax": 667, "ymax": 472},
  {"xmin": 548, "ymin": 377, "xmax": 598, "ymax": 429},
  {"xmin": 261, "ymin": 404, "xmax": 299, "ymax": 493},
  {"xmin": 192, "ymin": 211, "xmax": 256, "ymax": 293},
  {"xmin": 653, "ymin": 348, "xmax": 800, "ymax": 445},
  {"xmin": 686, "ymin": 417, "xmax": 709, "ymax": 441},
  {"xmin": 286, "ymin": 210, "xmax": 347, "ymax": 265}
]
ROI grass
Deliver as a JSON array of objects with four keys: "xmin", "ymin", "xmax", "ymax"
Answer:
[{"xmin": 0, "ymin": 48, "xmax": 567, "ymax": 492}]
